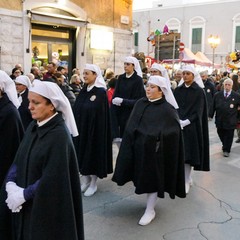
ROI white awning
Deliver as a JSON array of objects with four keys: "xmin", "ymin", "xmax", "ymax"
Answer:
[{"xmin": 29, "ymin": 10, "xmax": 88, "ymax": 28}]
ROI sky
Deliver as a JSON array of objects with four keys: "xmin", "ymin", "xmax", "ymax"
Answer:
[{"xmin": 133, "ymin": 0, "xmax": 221, "ymax": 10}]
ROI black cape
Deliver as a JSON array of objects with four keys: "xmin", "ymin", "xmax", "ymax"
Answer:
[
  {"xmin": 174, "ymin": 82, "xmax": 210, "ymax": 171},
  {"xmin": 111, "ymin": 71, "xmax": 145, "ymax": 138},
  {"xmin": 73, "ymin": 86, "xmax": 113, "ymax": 178},
  {"xmin": 203, "ymin": 79, "xmax": 216, "ymax": 113},
  {"xmin": 112, "ymin": 97, "xmax": 186, "ymax": 199},
  {"xmin": 0, "ymin": 93, "xmax": 24, "ymax": 186},
  {"xmin": 18, "ymin": 89, "xmax": 33, "ymax": 130},
  {"xmin": 0, "ymin": 113, "xmax": 84, "ymax": 240}
]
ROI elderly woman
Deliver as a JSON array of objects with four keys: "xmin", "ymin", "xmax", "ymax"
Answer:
[
  {"xmin": 0, "ymin": 80, "xmax": 84, "ymax": 240},
  {"xmin": 73, "ymin": 64, "xmax": 112, "ymax": 197},
  {"xmin": 112, "ymin": 76, "xmax": 186, "ymax": 226},
  {"xmin": 70, "ymin": 73, "xmax": 83, "ymax": 96},
  {"xmin": 174, "ymin": 65, "xmax": 210, "ymax": 194},
  {"xmin": 0, "ymin": 71, "xmax": 24, "ymax": 186}
]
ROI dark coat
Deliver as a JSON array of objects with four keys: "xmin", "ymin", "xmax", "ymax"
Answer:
[
  {"xmin": 73, "ymin": 86, "xmax": 113, "ymax": 178},
  {"xmin": 0, "ymin": 114, "xmax": 84, "ymax": 240},
  {"xmin": 112, "ymin": 97, "xmax": 186, "ymax": 199},
  {"xmin": 0, "ymin": 93, "xmax": 24, "ymax": 186},
  {"xmin": 203, "ymin": 78, "xmax": 216, "ymax": 113},
  {"xmin": 209, "ymin": 90, "xmax": 240, "ymax": 129},
  {"xmin": 174, "ymin": 82, "xmax": 210, "ymax": 171},
  {"xmin": 18, "ymin": 89, "xmax": 33, "ymax": 130},
  {"xmin": 70, "ymin": 83, "xmax": 81, "ymax": 96},
  {"xmin": 111, "ymin": 71, "xmax": 145, "ymax": 137},
  {"xmin": 60, "ymin": 84, "xmax": 76, "ymax": 107}
]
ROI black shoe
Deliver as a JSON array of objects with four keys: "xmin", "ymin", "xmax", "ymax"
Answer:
[
  {"xmin": 223, "ymin": 152, "xmax": 229, "ymax": 157},
  {"xmin": 235, "ymin": 139, "xmax": 240, "ymax": 143}
]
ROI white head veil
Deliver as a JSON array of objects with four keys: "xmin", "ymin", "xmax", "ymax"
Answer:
[
  {"xmin": 29, "ymin": 80, "xmax": 78, "ymax": 137},
  {"xmin": 150, "ymin": 63, "xmax": 171, "ymax": 82},
  {"xmin": 15, "ymin": 75, "xmax": 32, "ymax": 88},
  {"xmin": 147, "ymin": 75, "xmax": 179, "ymax": 109},
  {"xmin": 84, "ymin": 64, "xmax": 107, "ymax": 89},
  {"xmin": 178, "ymin": 65, "xmax": 205, "ymax": 88},
  {"xmin": 124, "ymin": 56, "xmax": 142, "ymax": 77},
  {"xmin": 0, "ymin": 70, "xmax": 20, "ymax": 108}
]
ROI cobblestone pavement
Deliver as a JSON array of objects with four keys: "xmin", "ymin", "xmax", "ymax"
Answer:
[{"xmin": 82, "ymin": 120, "xmax": 240, "ymax": 240}]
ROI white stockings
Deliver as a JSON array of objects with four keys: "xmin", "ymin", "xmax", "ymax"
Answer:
[
  {"xmin": 184, "ymin": 164, "xmax": 193, "ymax": 194},
  {"xmin": 81, "ymin": 175, "xmax": 98, "ymax": 197},
  {"xmin": 139, "ymin": 192, "xmax": 158, "ymax": 226}
]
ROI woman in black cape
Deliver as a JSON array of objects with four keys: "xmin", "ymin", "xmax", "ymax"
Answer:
[{"xmin": 112, "ymin": 75, "xmax": 186, "ymax": 226}]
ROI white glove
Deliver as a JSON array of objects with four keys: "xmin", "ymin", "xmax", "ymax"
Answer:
[
  {"xmin": 112, "ymin": 97, "xmax": 123, "ymax": 106},
  {"xmin": 5, "ymin": 184, "xmax": 26, "ymax": 212},
  {"xmin": 6, "ymin": 181, "xmax": 19, "ymax": 194},
  {"xmin": 180, "ymin": 119, "xmax": 191, "ymax": 129}
]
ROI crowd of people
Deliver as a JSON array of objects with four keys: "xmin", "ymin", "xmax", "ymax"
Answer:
[{"xmin": 0, "ymin": 58, "xmax": 240, "ymax": 239}]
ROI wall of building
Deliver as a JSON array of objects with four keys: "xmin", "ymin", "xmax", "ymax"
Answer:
[
  {"xmin": 71, "ymin": 0, "xmax": 132, "ymax": 30},
  {"xmin": 133, "ymin": 0, "xmax": 240, "ymax": 68},
  {"xmin": 0, "ymin": 0, "xmax": 134, "ymax": 75},
  {"xmin": 0, "ymin": 8, "xmax": 24, "ymax": 72},
  {"xmin": 0, "ymin": 0, "xmax": 22, "ymax": 10}
]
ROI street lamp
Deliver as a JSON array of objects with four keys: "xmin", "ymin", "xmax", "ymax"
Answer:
[{"xmin": 208, "ymin": 35, "xmax": 220, "ymax": 69}]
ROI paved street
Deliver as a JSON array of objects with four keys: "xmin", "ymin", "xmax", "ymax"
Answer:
[{"xmin": 82, "ymin": 120, "xmax": 240, "ymax": 240}]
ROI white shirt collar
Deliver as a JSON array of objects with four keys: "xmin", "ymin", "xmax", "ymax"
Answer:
[
  {"xmin": 37, "ymin": 112, "xmax": 58, "ymax": 127},
  {"xmin": 87, "ymin": 84, "xmax": 94, "ymax": 92},
  {"xmin": 126, "ymin": 72, "xmax": 134, "ymax": 78},
  {"xmin": 19, "ymin": 89, "xmax": 26, "ymax": 96},
  {"xmin": 148, "ymin": 97, "xmax": 162, "ymax": 102},
  {"xmin": 224, "ymin": 90, "xmax": 231, "ymax": 96}
]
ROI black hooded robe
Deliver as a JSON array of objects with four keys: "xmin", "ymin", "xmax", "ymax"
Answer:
[
  {"xmin": 0, "ymin": 93, "xmax": 24, "ymax": 186},
  {"xmin": 18, "ymin": 89, "xmax": 33, "ymax": 130},
  {"xmin": 73, "ymin": 86, "xmax": 113, "ymax": 178},
  {"xmin": 0, "ymin": 113, "xmax": 84, "ymax": 240},
  {"xmin": 111, "ymin": 71, "xmax": 145, "ymax": 138},
  {"xmin": 174, "ymin": 82, "xmax": 210, "ymax": 171},
  {"xmin": 112, "ymin": 97, "xmax": 186, "ymax": 199}
]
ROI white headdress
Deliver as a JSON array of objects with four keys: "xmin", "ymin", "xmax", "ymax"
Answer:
[
  {"xmin": 29, "ymin": 80, "xmax": 78, "ymax": 137},
  {"xmin": 179, "ymin": 65, "xmax": 205, "ymax": 88},
  {"xmin": 84, "ymin": 64, "xmax": 107, "ymax": 89},
  {"xmin": 148, "ymin": 76, "xmax": 179, "ymax": 109},
  {"xmin": 15, "ymin": 75, "xmax": 32, "ymax": 88},
  {"xmin": 150, "ymin": 63, "xmax": 170, "ymax": 82},
  {"xmin": 0, "ymin": 70, "xmax": 20, "ymax": 108},
  {"xmin": 124, "ymin": 56, "xmax": 142, "ymax": 77}
]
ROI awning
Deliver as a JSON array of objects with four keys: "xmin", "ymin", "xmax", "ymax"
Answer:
[
  {"xmin": 195, "ymin": 51, "xmax": 221, "ymax": 69},
  {"xmin": 162, "ymin": 48, "xmax": 212, "ymax": 67},
  {"xmin": 29, "ymin": 10, "xmax": 88, "ymax": 28}
]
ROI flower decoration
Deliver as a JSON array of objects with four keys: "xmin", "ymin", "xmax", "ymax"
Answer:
[{"xmin": 230, "ymin": 50, "xmax": 240, "ymax": 63}]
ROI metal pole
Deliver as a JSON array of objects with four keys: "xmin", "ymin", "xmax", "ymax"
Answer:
[
  {"xmin": 113, "ymin": 40, "xmax": 116, "ymax": 73},
  {"xmin": 212, "ymin": 47, "xmax": 215, "ymax": 70},
  {"xmin": 147, "ymin": 21, "xmax": 150, "ymax": 56},
  {"xmin": 172, "ymin": 35, "xmax": 176, "ymax": 78}
]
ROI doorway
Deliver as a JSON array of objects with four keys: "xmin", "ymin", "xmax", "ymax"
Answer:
[{"xmin": 31, "ymin": 23, "xmax": 76, "ymax": 76}]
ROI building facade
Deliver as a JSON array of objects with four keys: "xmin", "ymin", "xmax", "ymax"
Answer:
[
  {"xmin": 0, "ymin": 0, "xmax": 134, "ymax": 75},
  {"xmin": 133, "ymin": 0, "xmax": 240, "ymax": 71}
]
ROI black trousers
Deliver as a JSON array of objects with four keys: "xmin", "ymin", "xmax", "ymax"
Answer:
[{"xmin": 217, "ymin": 128, "xmax": 235, "ymax": 153}]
